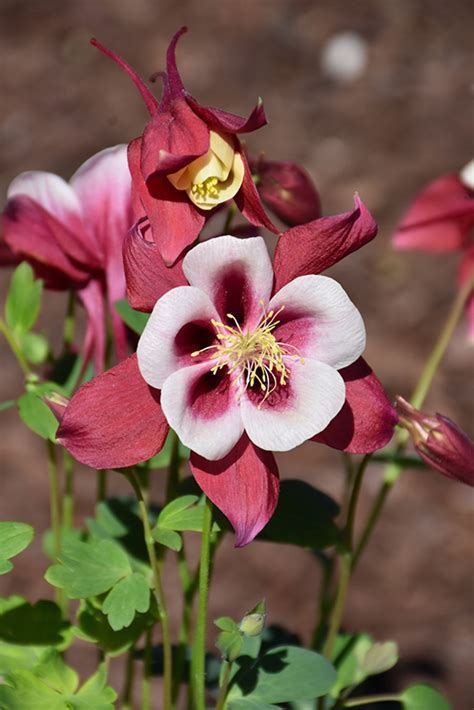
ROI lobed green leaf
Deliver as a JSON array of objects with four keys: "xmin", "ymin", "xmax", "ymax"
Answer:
[
  {"xmin": 102, "ymin": 572, "xmax": 150, "ymax": 631},
  {"xmin": 5, "ymin": 263, "xmax": 43, "ymax": 336}
]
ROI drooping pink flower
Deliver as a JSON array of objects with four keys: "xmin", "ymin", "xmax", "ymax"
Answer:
[
  {"xmin": 1, "ymin": 145, "xmax": 133, "ymax": 371},
  {"xmin": 91, "ymin": 27, "xmax": 278, "ymax": 266},
  {"xmin": 250, "ymin": 156, "xmax": 321, "ymax": 227},
  {"xmin": 58, "ymin": 200, "xmax": 396, "ymax": 546},
  {"xmin": 396, "ymin": 396, "xmax": 474, "ymax": 486},
  {"xmin": 393, "ymin": 160, "xmax": 474, "ymax": 339}
]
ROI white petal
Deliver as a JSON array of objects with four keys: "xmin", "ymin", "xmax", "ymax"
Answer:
[
  {"xmin": 240, "ymin": 358, "xmax": 346, "ymax": 451},
  {"xmin": 182, "ymin": 235, "xmax": 274, "ymax": 328},
  {"xmin": 161, "ymin": 364, "xmax": 244, "ymax": 460},
  {"xmin": 70, "ymin": 144, "xmax": 132, "ymax": 254},
  {"xmin": 270, "ymin": 274, "xmax": 366, "ymax": 370},
  {"xmin": 7, "ymin": 171, "xmax": 84, "ymax": 235},
  {"xmin": 137, "ymin": 286, "xmax": 219, "ymax": 389}
]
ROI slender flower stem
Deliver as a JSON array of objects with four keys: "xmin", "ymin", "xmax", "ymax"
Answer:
[
  {"xmin": 342, "ymin": 694, "xmax": 402, "ymax": 707},
  {"xmin": 126, "ymin": 469, "xmax": 173, "ymax": 710},
  {"xmin": 47, "ymin": 440, "xmax": 65, "ymax": 612},
  {"xmin": 62, "ymin": 451, "xmax": 74, "ymax": 529},
  {"xmin": 354, "ymin": 274, "xmax": 474, "ymax": 565},
  {"xmin": 322, "ymin": 552, "xmax": 351, "ymax": 660},
  {"xmin": 122, "ymin": 645, "xmax": 136, "ymax": 710},
  {"xmin": 215, "ymin": 660, "xmax": 234, "ymax": 710},
  {"xmin": 63, "ymin": 292, "xmax": 76, "ymax": 350},
  {"xmin": 97, "ymin": 469, "xmax": 108, "ymax": 502},
  {"xmin": 345, "ymin": 455, "xmax": 371, "ymax": 552},
  {"xmin": 142, "ymin": 627, "xmax": 153, "ymax": 710},
  {"xmin": 0, "ymin": 320, "xmax": 31, "ymax": 376},
  {"xmin": 191, "ymin": 497, "xmax": 214, "ymax": 710},
  {"xmin": 166, "ymin": 431, "xmax": 181, "ymax": 502}
]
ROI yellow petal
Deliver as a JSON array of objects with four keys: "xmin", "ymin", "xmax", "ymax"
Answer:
[
  {"xmin": 167, "ymin": 165, "xmax": 192, "ymax": 190},
  {"xmin": 187, "ymin": 151, "xmax": 244, "ymax": 211}
]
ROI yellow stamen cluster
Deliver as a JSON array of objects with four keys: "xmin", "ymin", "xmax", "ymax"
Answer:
[
  {"xmin": 191, "ymin": 303, "xmax": 304, "ymax": 409},
  {"xmin": 191, "ymin": 176, "xmax": 220, "ymax": 199}
]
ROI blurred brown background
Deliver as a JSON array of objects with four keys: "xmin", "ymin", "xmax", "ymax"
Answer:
[{"xmin": 0, "ymin": 0, "xmax": 473, "ymax": 707}]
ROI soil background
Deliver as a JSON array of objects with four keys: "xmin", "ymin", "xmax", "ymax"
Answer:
[{"xmin": 0, "ymin": 1, "xmax": 473, "ymax": 708}]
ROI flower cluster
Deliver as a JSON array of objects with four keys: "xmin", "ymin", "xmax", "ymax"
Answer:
[{"xmin": 3, "ymin": 29, "xmax": 398, "ymax": 545}]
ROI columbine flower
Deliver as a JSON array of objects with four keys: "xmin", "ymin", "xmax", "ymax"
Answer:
[
  {"xmin": 92, "ymin": 27, "xmax": 277, "ymax": 265},
  {"xmin": 251, "ymin": 156, "xmax": 321, "ymax": 227},
  {"xmin": 1, "ymin": 145, "xmax": 133, "ymax": 371},
  {"xmin": 393, "ymin": 160, "xmax": 474, "ymax": 339},
  {"xmin": 397, "ymin": 396, "xmax": 474, "ymax": 486},
  {"xmin": 58, "ymin": 197, "xmax": 397, "ymax": 546}
]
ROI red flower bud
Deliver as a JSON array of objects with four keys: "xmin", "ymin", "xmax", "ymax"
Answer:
[
  {"xmin": 396, "ymin": 396, "xmax": 474, "ymax": 486},
  {"xmin": 251, "ymin": 157, "xmax": 321, "ymax": 227}
]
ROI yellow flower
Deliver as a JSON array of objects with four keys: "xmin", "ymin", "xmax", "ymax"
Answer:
[{"xmin": 168, "ymin": 130, "xmax": 244, "ymax": 211}]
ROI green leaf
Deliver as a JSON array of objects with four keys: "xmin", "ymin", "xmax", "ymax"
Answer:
[
  {"xmin": 0, "ymin": 669, "xmax": 68, "ymax": 709},
  {"xmin": 330, "ymin": 633, "xmax": 373, "ymax": 696},
  {"xmin": 17, "ymin": 392, "xmax": 58, "ymax": 440},
  {"xmin": 215, "ymin": 616, "xmax": 238, "ymax": 632},
  {"xmin": 74, "ymin": 599, "xmax": 154, "ymax": 656},
  {"xmin": 228, "ymin": 645, "xmax": 337, "ymax": 704},
  {"xmin": 86, "ymin": 497, "xmax": 148, "ymax": 564},
  {"xmin": 102, "ymin": 573, "xmax": 150, "ymax": 630},
  {"xmin": 360, "ymin": 641, "xmax": 398, "ymax": 676},
  {"xmin": 152, "ymin": 528, "xmax": 182, "ymax": 551},
  {"xmin": 216, "ymin": 629, "xmax": 243, "ymax": 662},
  {"xmin": 69, "ymin": 664, "xmax": 117, "ymax": 709},
  {"xmin": 228, "ymin": 701, "xmax": 280, "ymax": 709},
  {"xmin": 34, "ymin": 650, "xmax": 78, "ymax": 694},
  {"xmin": 45, "ymin": 538, "xmax": 132, "ymax": 598},
  {"xmin": 42, "ymin": 527, "xmax": 83, "ymax": 562},
  {"xmin": 157, "ymin": 494, "xmax": 206, "ymax": 532},
  {"xmin": 257, "ymin": 480, "xmax": 339, "ymax": 549},
  {"xmin": 0, "ymin": 522, "xmax": 34, "ymax": 573},
  {"xmin": 5, "ymin": 263, "xmax": 43, "ymax": 336},
  {"xmin": 20, "ymin": 332, "xmax": 49, "ymax": 364},
  {"xmin": 0, "ymin": 596, "xmax": 69, "ymax": 647},
  {"xmin": 401, "ymin": 684, "xmax": 451, "ymax": 710},
  {"xmin": 115, "ymin": 299, "xmax": 149, "ymax": 335}
]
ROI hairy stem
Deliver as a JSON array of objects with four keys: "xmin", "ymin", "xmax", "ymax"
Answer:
[{"xmin": 215, "ymin": 660, "xmax": 234, "ymax": 710}]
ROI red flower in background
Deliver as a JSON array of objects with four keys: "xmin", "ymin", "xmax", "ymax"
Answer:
[
  {"xmin": 397, "ymin": 396, "xmax": 474, "ymax": 487},
  {"xmin": 393, "ymin": 160, "xmax": 474, "ymax": 339},
  {"xmin": 1, "ymin": 146, "xmax": 133, "ymax": 372},
  {"xmin": 92, "ymin": 27, "xmax": 278, "ymax": 266},
  {"xmin": 251, "ymin": 157, "xmax": 321, "ymax": 227},
  {"xmin": 58, "ymin": 197, "xmax": 397, "ymax": 546}
]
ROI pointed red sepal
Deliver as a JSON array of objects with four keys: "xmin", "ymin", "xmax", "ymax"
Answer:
[
  {"xmin": 313, "ymin": 358, "xmax": 397, "ymax": 454},
  {"xmin": 190, "ymin": 435, "xmax": 280, "ymax": 547},
  {"xmin": 273, "ymin": 194, "xmax": 377, "ymax": 291},
  {"xmin": 161, "ymin": 26, "xmax": 187, "ymax": 103},
  {"xmin": 57, "ymin": 354, "xmax": 169, "ymax": 468},
  {"xmin": 186, "ymin": 96, "xmax": 268, "ymax": 134},
  {"xmin": 234, "ymin": 145, "xmax": 279, "ymax": 234},
  {"xmin": 91, "ymin": 38, "xmax": 159, "ymax": 115}
]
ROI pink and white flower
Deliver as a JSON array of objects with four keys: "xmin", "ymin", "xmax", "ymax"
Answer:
[
  {"xmin": 1, "ymin": 145, "xmax": 133, "ymax": 370},
  {"xmin": 137, "ymin": 235, "xmax": 365, "ymax": 460}
]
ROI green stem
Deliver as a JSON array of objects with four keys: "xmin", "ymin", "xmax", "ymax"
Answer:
[
  {"xmin": 142, "ymin": 627, "xmax": 152, "ymax": 710},
  {"xmin": 191, "ymin": 497, "xmax": 213, "ymax": 710},
  {"xmin": 345, "ymin": 455, "xmax": 371, "ymax": 552},
  {"xmin": 354, "ymin": 274, "xmax": 474, "ymax": 566},
  {"xmin": 47, "ymin": 440, "xmax": 65, "ymax": 612},
  {"xmin": 62, "ymin": 451, "xmax": 74, "ymax": 529},
  {"xmin": 166, "ymin": 431, "xmax": 181, "ymax": 502},
  {"xmin": 0, "ymin": 320, "xmax": 31, "ymax": 376},
  {"xmin": 97, "ymin": 469, "xmax": 108, "ymax": 502},
  {"xmin": 122, "ymin": 646, "xmax": 136, "ymax": 710},
  {"xmin": 215, "ymin": 660, "xmax": 233, "ymax": 710},
  {"xmin": 322, "ymin": 552, "xmax": 351, "ymax": 660},
  {"xmin": 63, "ymin": 292, "xmax": 76, "ymax": 350},
  {"xmin": 343, "ymin": 694, "xmax": 401, "ymax": 707},
  {"xmin": 126, "ymin": 469, "xmax": 173, "ymax": 710},
  {"xmin": 223, "ymin": 203, "xmax": 237, "ymax": 233}
]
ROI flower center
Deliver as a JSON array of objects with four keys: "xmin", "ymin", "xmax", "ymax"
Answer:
[
  {"xmin": 192, "ymin": 304, "xmax": 303, "ymax": 408},
  {"xmin": 190, "ymin": 176, "xmax": 221, "ymax": 200}
]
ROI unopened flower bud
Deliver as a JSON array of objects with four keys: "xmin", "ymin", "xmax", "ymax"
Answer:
[
  {"xmin": 396, "ymin": 396, "xmax": 474, "ymax": 486},
  {"xmin": 251, "ymin": 157, "xmax": 321, "ymax": 227},
  {"xmin": 239, "ymin": 612, "xmax": 266, "ymax": 637}
]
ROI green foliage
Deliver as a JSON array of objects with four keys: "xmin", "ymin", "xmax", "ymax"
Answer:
[
  {"xmin": 0, "ymin": 597, "xmax": 70, "ymax": 675},
  {"xmin": 360, "ymin": 641, "xmax": 398, "ymax": 676},
  {"xmin": 20, "ymin": 332, "xmax": 49, "ymax": 364},
  {"xmin": 153, "ymin": 528, "xmax": 182, "ymax": 551},
  {"xmin": 215, "ymin": 617, "xmax": 243, "ymax": 662},
  {"xmin": 152, "ymin": 494, "xmax": 220, "ymax": 551},
  {"xmin": 17, "ymin": 392, "xmax": 58, "ymax": 440},
  {"xmin": 257, "ymin": 480, "xmax": 339, "ymax": 549},
  {"xmin": 115, "ymin": 299, "xmax": 149, "ymax": 335},
  {"xmin": 0, "ymin": 523, "xmax": 34, "ymax": 575},
  {"xmin": 75, "ymin": 599, "xmax": 154, "ymax": 656},
  {"xmin": 45, "ymin": 538, "xmax": 132, "ymax": 598},
  {"xmin": 0, "ymin": 650, "xmax": 116, "ymax": 709},
  {"xmin": 401, "ymin": 684, "xmax": 451, "ymax": 710},
  {"xmin": 228, "ymin": 645, "xmax": 336, "ymax": 705},
  {"xmin": 331, "ymin": 634, "xmax": 399, "ymax": 697},
  {"xmin": 102, "ymin": 573, "xmax": 150, "ymax": 631},
  {"xmin": 86, "ymin": 497, "xmax": 148, "ymax": 564},
  {"xmin": 5, "ymin": 263, "xmax": 43, "ymax": 336}
]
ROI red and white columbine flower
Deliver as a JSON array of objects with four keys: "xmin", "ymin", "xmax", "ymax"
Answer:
[
  {"xmin": 58, "ymin": 196, "xmax": 397, "ymax": 546},
  {"xmin": 137, "ymin": 235, "xmax": 365, "ymax": 461}
]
